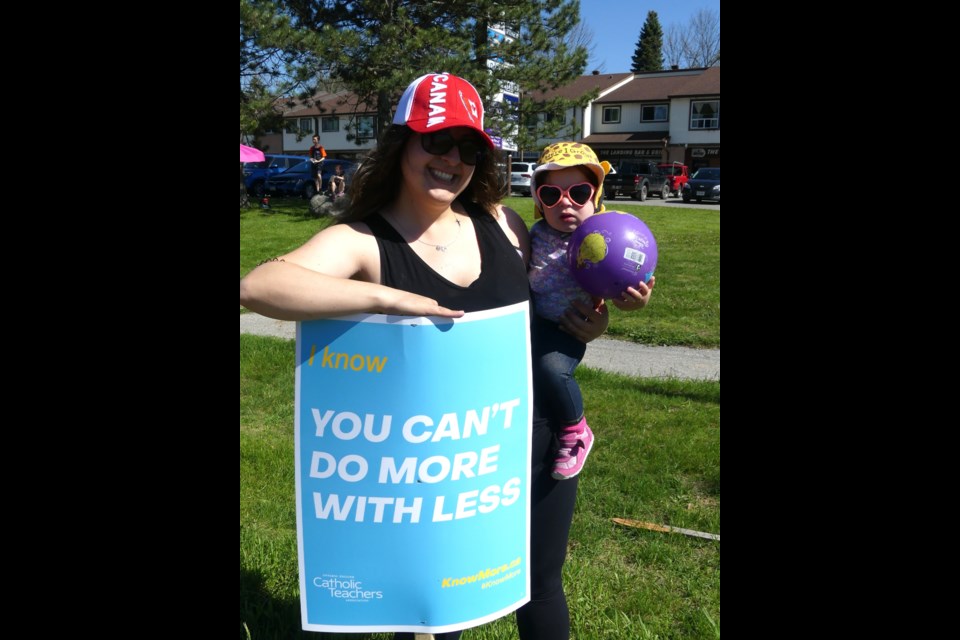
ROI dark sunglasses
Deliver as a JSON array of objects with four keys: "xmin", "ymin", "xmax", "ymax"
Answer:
[
  {"xmin": 536, "ymin": 182, "xmax": 595, "ymax": 208},
  {"xmin": 420, "ymin": 131, "xmax": 484, "ymax": 166}
]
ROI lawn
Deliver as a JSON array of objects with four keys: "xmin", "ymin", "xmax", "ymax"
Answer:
[
  {"xmin": 240, "ymin": 194, "xmax": 720, "ymax": 638},
  {"xmin": 240, "ymin": 197, "xmax": 720, "ymax": 347},
  {"xmin": 240, "ymin": 335, "xmax": 720, "ymax": 640}
]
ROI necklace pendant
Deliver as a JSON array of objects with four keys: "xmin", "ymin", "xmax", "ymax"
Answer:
[{"xmin": 436, "ymin": 245, "xmax": 447, "ymax": 252}]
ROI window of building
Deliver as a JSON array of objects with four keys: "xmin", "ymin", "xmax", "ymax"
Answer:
[
  {"xmin": 602, "ymin": 106, "xmax": 621, "ymax": 124},
  {"xmin": 355, "ymin": 116, "xmax": 377, "ymax": 142},
  {"xmin": 284, "ymin": 120, "xmax": 298, "ymax": 134},
  {"xmin": 524, "ymin": 112, "xmax": 540, "ymax": 135},
  {"xmin": 299, "ymin": 118, "xmax": 314, "ymax": 134},
  {"xmin": 641, "ymin": 104, "xmax": 668, "ymax": 122},
  {"xmin": 691, "ymin": 101, "xmax": 720, "ymax": 129},
  {"xmin": 321, "ymin": 117, "xmax": 339, "ymax": 133},
  {"xmin": 544, "ymin": 111, "xmax": 568, "ymax": 126}
]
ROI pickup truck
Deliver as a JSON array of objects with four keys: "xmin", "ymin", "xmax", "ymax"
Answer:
[
  {"xmin": 658, "ymin": 163, "xmax": 689, "ymax": 197},
  {"xmin": 604, "ymin": 159, "xmax": 671, "ymax": 202}
]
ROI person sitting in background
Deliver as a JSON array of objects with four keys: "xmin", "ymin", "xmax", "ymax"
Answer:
[{"xmin": 329, "ymin": 164, "xmax": 346, "ymax": 198}]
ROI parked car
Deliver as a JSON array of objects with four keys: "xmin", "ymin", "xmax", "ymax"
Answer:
[
  {"xmin": 657, "ymin": 163, "xmax": 689, "ymax": 197},
  {"xmin": 605, "ymin": 159, "xmax": 671, "ymax": 201},
  {"xmin": 264, "ymin": 159, "xmax": 358, "ymax": 199},
  {"xmin": 510, "ymin": 162, "xmax": 537, "ymax": 196},
  {"xmin": 243, "ymin": 154, "xmax": 305, "ymax": 197},
  {"xmin": 682, "ymin": 167, "xmax": 720, "ymax": 203}
]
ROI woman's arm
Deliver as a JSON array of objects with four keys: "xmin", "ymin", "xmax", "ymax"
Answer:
[{"xmin": 239, "ymin": 223, "xmax": 464, "ymax": 320}]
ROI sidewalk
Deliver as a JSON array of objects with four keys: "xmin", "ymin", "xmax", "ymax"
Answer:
[{"xmin": 240, "ymin": 313, "xmax": 719, "ymax": 381}]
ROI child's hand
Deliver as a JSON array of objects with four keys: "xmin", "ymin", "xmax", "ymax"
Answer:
[
  {"xmin": 610, "ymin": 276, "xmax": 655, "ymax": 311},
  {"xmin": 560, "ymin": 299, "xmax": 609, "ymax": 343}
]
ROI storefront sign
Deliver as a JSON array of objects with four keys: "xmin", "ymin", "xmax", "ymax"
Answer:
[{"xmin": 601, "ymin": 147, "xmax": 662, "ymax": 158}]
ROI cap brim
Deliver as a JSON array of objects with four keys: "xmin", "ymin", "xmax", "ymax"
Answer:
[{"xmin": 405, "ymin": 119, "xmax": 495, "ymax": 149}]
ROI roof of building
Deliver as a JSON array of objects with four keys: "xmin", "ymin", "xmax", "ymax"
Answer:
[
  {"xmin": 670, "ymin": 66, "xmax": 720, "ymax": 97},
  {"xmin": 282, "ymin": 89, "xmax": 376, "ymax": 117},
  {"xmin": 581, "ymin": 131, "xmax": 670, "ymax": 145},
  {"xmin": 525, "ymin": 72, "xmax": 633, "ymax": 101},
  {"xmin": 279, "ymin": 67, "xmax": 720, "ymax": 118},
  {"xmin": 594, "ymin": 69, "xmax": 710, "ymax": 103}
]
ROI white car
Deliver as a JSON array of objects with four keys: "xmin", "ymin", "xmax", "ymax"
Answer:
[{"xmin": 510, "ymin": 162, "xmax": 537, "ymax": 196}]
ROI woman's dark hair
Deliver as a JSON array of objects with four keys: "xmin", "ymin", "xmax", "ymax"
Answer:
[{"xmin": 340, "ymin": 125, "xmax": 505, "ymax": 223}]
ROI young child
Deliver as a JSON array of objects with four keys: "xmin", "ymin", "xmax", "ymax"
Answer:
[
  {"xmin": 528, "ymin": 142, "xmax": 655, "ymax": 480},
  {"xmin": 329, "ymin": 163, "xmax": 346, "ymax": 198},
  {"xmin": 309, "ymin": 134, "xmax": 327, "ymax": 194}
]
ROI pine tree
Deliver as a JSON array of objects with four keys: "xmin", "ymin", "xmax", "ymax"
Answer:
[
  {"xmin": 630, "ymin": 10, "xmax": 664, "ymax": 73},
  {"xmin": 240, "ymin": 0, "xmax": 592, "ymax": 146}
]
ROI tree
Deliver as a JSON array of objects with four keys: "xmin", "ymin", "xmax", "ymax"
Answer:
[
  {"xmin": 630, "ymin": 11, "xmax": 664, "ymax": 73},
  {"xmin": 683, "ymin": 8, "xmax": 720, "ymax": 67},
  {"xmin": 240, "ymin": 0, "xmax": 592, "ymax": 148},
  {"xmin": 661, "ymin": 9, "xmax": 720, "ymax": 69},
  {"xmin": 240, "ymin": 0, "xmax": 328, "ymax": 141},
  {"xmin": 663, "ymin": 24, "xmax": 685, "ymax": 69}
]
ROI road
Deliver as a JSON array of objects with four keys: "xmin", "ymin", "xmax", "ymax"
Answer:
[
  {"xmin": 603, "ymin": 196, "xmax": 720, "ymax": 211},
  {"xmin": 509, "ymin": 193, "xmax": 720, "ymax": 211},
  {"xmin": 241, "ymin": 313, "xmax": 720, "ymax": 381}
]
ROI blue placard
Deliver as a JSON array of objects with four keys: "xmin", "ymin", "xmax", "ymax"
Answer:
[{"xmin": 294, "ymin": 302, "xmax": 532, "ymax": 633}]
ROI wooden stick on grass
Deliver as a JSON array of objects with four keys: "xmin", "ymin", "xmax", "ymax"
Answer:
[{"xmin": 611, "ymin": 517, "xmax": 720, "ymax": 541}]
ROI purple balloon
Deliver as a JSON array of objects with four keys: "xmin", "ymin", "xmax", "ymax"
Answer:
[{"xmin": 567, "ymin": 212, "xmax": 658, "ymax": 299}]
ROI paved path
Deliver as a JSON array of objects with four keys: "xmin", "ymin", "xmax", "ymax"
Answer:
[{"xmin": 241, "ymin": 313, "xmax": 719, "ymax": 381}]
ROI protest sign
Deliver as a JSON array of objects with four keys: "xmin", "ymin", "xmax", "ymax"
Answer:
[{"xmin": 295, "ymin": 302, "xmax": 532, "ymax": 633}]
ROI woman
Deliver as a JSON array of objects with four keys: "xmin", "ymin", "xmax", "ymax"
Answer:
[{"xmin": 240, "ymin": 73, "xmax": 607, "ymax": 640}]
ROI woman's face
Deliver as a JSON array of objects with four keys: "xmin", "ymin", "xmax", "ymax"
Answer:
[
  {"xmin": 538, "ymin": 166, "xmax": 597, "ymax": 234},
  {"xmin": 401, "ymin": 128, "xmax": 478, "ymax": 205}
]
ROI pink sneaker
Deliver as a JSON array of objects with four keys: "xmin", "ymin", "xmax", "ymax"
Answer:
[{"xmin": 551, "ymin": 419, "xmax": 594, "ymax": 480}]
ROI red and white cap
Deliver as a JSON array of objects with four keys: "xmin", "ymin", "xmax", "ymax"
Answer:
[{"xmin": 393, "ymin": 73, "xmax": 494, "ymax": 149}]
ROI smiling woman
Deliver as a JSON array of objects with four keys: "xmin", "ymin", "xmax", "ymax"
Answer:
[{"xmin": 240, "ymin": 72, "xmax": 611, "ymax": 640}]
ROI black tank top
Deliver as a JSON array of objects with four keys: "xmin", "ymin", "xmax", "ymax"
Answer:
[{"xmin": 365, "ymin": 203, "xmax": 530, "ymax": 313}]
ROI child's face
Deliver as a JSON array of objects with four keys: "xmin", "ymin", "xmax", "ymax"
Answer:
[{"xmin": 537, "ymin": 167, "xmax": 596, "ymax": 234}]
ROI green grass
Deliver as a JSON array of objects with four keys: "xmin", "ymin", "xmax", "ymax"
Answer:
[
  {"xmin": 240, "ymin": 196, "xmax": 719, "ymax": 348},
  {"xmin": 240, "ymin": 198, "xmax": 334, "ymax": 278},
  {"xmin": 240, "ymin": 335, "xmax": 720, "ymax": 640}
]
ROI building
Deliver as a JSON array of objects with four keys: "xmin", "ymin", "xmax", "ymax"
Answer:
[
  {"xmin": 276, "ymin": 89, "xmax": 379, "ymax": 161},
  {"xmin": 270, "ymin": 67, "xmax": 719, "ymax": 170},
  {"xmin": 530, "ymin": 67, "xmax": 720, "ymax": 171},
  {"xmin": 583, "ymin": 67, "xmax": 720, "ymax": 171},
  {"xmin": 521, "ymin": 72, "xmax": 633, "ymax": 161}
]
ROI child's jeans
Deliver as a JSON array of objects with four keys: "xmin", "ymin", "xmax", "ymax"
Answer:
[{"xmin": 531, "ymin": 315, "xmax": 586, "ymax": 427}]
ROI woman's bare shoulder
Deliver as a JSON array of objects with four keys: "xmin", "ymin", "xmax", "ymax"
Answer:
[{"xmin": 284, "ymin": 219, "xmax": 379, "ymax": 277}]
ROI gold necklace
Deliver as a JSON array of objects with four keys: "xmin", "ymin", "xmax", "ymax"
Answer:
[{"xmin": 397, "ymin": 214, "xmax": 462, "ymax": 252}]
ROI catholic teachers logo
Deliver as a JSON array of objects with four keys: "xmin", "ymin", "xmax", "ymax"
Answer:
[{"xmin": 313, "ymin": 574, "xmax": 384, "ymax": 602}]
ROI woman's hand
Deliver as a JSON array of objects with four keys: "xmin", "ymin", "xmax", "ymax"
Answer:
[
  {"xmin": 378, "ymin": 289, "xmax": 465, "ymax": 318},
  {"xmin": 609, "ymin": 276, "xmax": 655, "ymax": 312},
  {"xmin": 559, "ymin": 298, "xmax": 609, "ymax": 343}
]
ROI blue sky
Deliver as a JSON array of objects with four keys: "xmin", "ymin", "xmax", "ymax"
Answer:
[{"xmin": 578, "ymin": 0, "xmax": 720, "ymax": 73}]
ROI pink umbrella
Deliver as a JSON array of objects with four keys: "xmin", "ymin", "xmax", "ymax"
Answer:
[{"xmin": 240, "ymin": 143, "xmax": 265, "ymax": 163}]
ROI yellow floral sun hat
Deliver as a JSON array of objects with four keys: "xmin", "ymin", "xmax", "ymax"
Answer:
[{"xmin": 532, "ymin": 142, "xmax": 613, "ymax": 218}]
